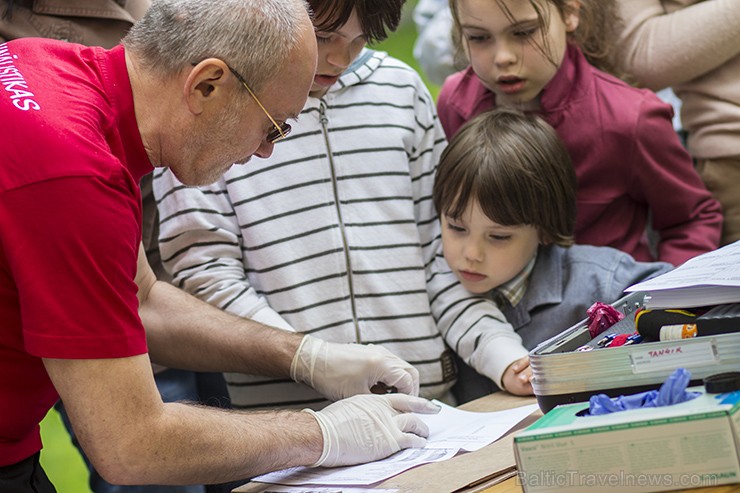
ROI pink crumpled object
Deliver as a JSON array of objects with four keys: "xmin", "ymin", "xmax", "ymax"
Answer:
[{"xmin": 586, "ymin": 302, "xmax": 624, "ymax": 338}]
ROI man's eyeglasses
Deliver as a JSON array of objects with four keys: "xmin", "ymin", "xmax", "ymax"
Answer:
[{"xmin": 226, "ymin": 64, "xmax": 291, "ymax": 144}]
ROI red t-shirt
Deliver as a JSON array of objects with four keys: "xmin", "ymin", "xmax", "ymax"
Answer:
[{"xmin": 0, "ymin": 39, "xmax": 152, "ymax": 465}]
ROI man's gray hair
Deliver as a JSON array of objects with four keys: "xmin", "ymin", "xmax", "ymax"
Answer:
[{"xmin": 123, "ymin": 0, "xmax": 309, "ymax": 92}]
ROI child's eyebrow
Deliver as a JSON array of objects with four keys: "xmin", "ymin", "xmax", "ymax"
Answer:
[
  {"xmin": 459, "ymin": 22, "xmax": 488, "ymax": 31},
  {"xmin": 508, "ymin": 18, "xmax": 539, "ymax": 31}
]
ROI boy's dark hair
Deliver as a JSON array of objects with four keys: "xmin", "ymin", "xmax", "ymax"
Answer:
[
  {"xmin": 432, "ymin": 108, "xmax": 576, "ymax": 247},
  {"xmin": 307, "ymin": 0, "xmax": 405, "ymax": 43},
  {"xmin": 450, "ymin": 0, "xmax": 626, "ymax": 79}
]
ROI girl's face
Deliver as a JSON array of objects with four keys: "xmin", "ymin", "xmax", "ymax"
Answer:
[
  {"xmin": 441, "ymin": 200, "xmax": 540, "ymax": 295},
  {"xmin": 310, "ymin": 9, "xmax": 367, "ymax": 99},
  {"xmin": 456, "ymin": 0, "xmax": 579, "ymax": 108}
]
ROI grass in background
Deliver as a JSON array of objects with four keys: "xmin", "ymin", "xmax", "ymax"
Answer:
[
  {"xmin": 39, "ymin": 2, "xmax": 432, "ymax": 492},
  {"xmin": 374, "ymin": 0, "xmax": 441, "ymax": 100},
  {"xmin": 41, "ymin": 408, "xmax": 93, "ymax": 493}
]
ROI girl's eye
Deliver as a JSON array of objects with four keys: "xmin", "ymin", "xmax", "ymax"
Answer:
[
  {"xmin": 513, "ymin": 27, "xmax": 537, "ymax": 38},
  {"xmin": 490, "ymin": 234, "xmax": 512, "ymax": 241},
  {"xmin": 464, "ymin": 33, "xmax": 490, "ymax": 43},
  {"xmin": 316, "ymin": 34, "xmax": 332, "ymax": 44}
]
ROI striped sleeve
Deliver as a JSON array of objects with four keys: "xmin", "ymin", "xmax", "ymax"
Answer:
[
  {"xmin": 427, "ymin": 256, "xmax": 529, "ymax": 387},
  {"xmin": 151, "ymin": 168, "xmax": 293, "ymax": 331}
]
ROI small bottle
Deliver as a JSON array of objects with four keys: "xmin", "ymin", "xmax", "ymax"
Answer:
[{"xmin": 655, "ymin": 323, "xmax": 698, "ymax": 341}]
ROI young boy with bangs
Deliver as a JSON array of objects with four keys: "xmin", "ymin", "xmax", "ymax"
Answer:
[{"xmin": 433, "ymin": 108, "xmax": 673, "ymax": 402}]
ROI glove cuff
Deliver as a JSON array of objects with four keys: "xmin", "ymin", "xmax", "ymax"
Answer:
[
  {"xmin": 302, "ymin": 408, "xmax": 330, "ymax": 467},
  {"xmin": 290, "ymin": 335, "xmax": 312, "ymax": 385}
]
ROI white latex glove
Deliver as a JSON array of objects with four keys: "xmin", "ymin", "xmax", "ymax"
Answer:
[
  {"xmin": 290, "ymin": 336, "xmax": 420, "ymax": 401},
  {"xmin": 305, "ymin": 393, "xmax": 440, "ymax": 467}
]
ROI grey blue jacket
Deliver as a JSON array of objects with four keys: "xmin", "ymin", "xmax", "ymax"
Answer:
[
  {"xmin": 453, "ymin": 244, "xmax": 672, "ymax": 402},
  {"xmin": 503, "ymin": 245, "xmax": 672, "ymax": 350}
]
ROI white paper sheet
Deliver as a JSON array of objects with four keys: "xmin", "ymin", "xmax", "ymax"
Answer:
[
  {"xmin": 252, "ymin": 401, "xmax": 538, "ymax": 486},
  {"xmin": 421, "ymin": 401, "xmax": 540, "ymax": 451},
  {"xmin": 254, "ymin": 448, "xmax": 458, "ymax": 486}
]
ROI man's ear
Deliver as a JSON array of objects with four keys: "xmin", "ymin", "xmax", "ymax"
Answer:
[{"xmin": 184, "ymin": 58, "xmax": 231, "ymax": 115}]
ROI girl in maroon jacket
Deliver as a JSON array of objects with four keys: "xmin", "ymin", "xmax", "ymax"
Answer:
[{"xmin": 437, "ymin": 0, "xmax": 722, "ymax": 267}]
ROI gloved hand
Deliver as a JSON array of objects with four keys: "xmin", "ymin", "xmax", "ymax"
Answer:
[
  {"xmin": 304, "ymin": 393, "xmax": 440, "ymax": 467},
  {"xmin": 290, "ymin": 335, "xmax": 420, "ymax": 401},
  {"xmin": 588, "ymin": 368, "xmax": 700, "ymax": 415}
]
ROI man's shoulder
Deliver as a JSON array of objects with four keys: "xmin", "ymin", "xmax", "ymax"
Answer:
[{"xmin": 0, "ymin": 41, "xmax": 123, "ymax": 191}]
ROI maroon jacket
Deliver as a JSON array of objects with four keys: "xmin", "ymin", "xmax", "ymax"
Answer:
[{"xmin": 437, "ymin": 44, "xmax": 722, "ymax": 266}]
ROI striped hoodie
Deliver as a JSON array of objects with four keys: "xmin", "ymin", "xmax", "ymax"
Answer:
[{"xmin": 153, "ymin": 50, "xmax": 526, "ymax": 409}]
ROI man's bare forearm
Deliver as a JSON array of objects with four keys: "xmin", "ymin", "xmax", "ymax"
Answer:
[
  {"xmin": 140, "ymin": 278, "xmax": 303, "ymax": 376},
  {"xmin": 45, "ymin": 356, "xmax": 321, "ymax": 485},
  {"xmin": 108, "ymin": 402, "xmax": 322, "ymax": 485}
]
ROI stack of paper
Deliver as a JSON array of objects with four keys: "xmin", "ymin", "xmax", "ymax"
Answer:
[{"xmin": 625, "ymin": 240, "xmax": 740, "ymax": 309}]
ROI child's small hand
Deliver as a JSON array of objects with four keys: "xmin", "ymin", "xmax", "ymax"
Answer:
[{"xmin": 501, "ymin": 356, "xmax": 534, "ymax": 396}]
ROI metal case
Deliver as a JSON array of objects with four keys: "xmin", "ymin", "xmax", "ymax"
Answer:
[{"xmin": 529, "ymin": 291, "xmax": 740, "ymax": 412}]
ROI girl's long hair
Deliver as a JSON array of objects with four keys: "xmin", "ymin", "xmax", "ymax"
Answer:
[{"xmin": 450, "ymin": 0, "xmax": 627, "ymax": 80}]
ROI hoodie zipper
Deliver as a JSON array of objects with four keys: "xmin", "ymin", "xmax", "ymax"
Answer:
[{"xmin": 319, "ymin": 100, "xmax": 362, "ymax": 344}]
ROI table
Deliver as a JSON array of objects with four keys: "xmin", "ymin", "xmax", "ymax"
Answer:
[{"xmin": 235, "ymin": 392, "xmax": 740, "ymax": 493}]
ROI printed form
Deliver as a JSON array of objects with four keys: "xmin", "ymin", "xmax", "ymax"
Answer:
[{"xmin": 253, "ymin": 401, "xmax": 539, "ymax": 487}]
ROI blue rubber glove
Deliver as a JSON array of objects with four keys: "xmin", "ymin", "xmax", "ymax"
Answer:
[
  {"xmin": 654, "ymin": 367, "xmax": 695, "ymax": 406},
  {"xmin": 588, "ymin": 368, "xmax": 700, "ymax": 415}
]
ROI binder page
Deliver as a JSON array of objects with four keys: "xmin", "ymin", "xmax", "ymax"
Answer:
[{"xmin": 625, "ymin": 240, "xmax": 740, "ymax": 308}]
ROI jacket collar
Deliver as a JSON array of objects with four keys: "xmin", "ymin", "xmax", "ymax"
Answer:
[
  {"xmin": 499, "ymin": 245, "xmax": 565, "ymax": 328},
  {"xmin": 448, "ymin": 43, "xmax": 588, "ymax": 122},
  {"xmin": 523, "ymin": 245, "xmax": 565, "ymax": 310},
  {"xmin": 329, "ymin": 48, "xmax": 384, "ymax": 95}
]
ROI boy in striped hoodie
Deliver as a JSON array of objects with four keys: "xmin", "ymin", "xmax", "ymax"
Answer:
[{"xmin": 153, "ymin": 0, "xmax": 532, "ymax": 409}]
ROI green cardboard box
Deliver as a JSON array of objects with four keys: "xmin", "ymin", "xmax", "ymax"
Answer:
[{"xmin": 514, "ymin": 387, "xmax": 740, "ymax": 492}]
